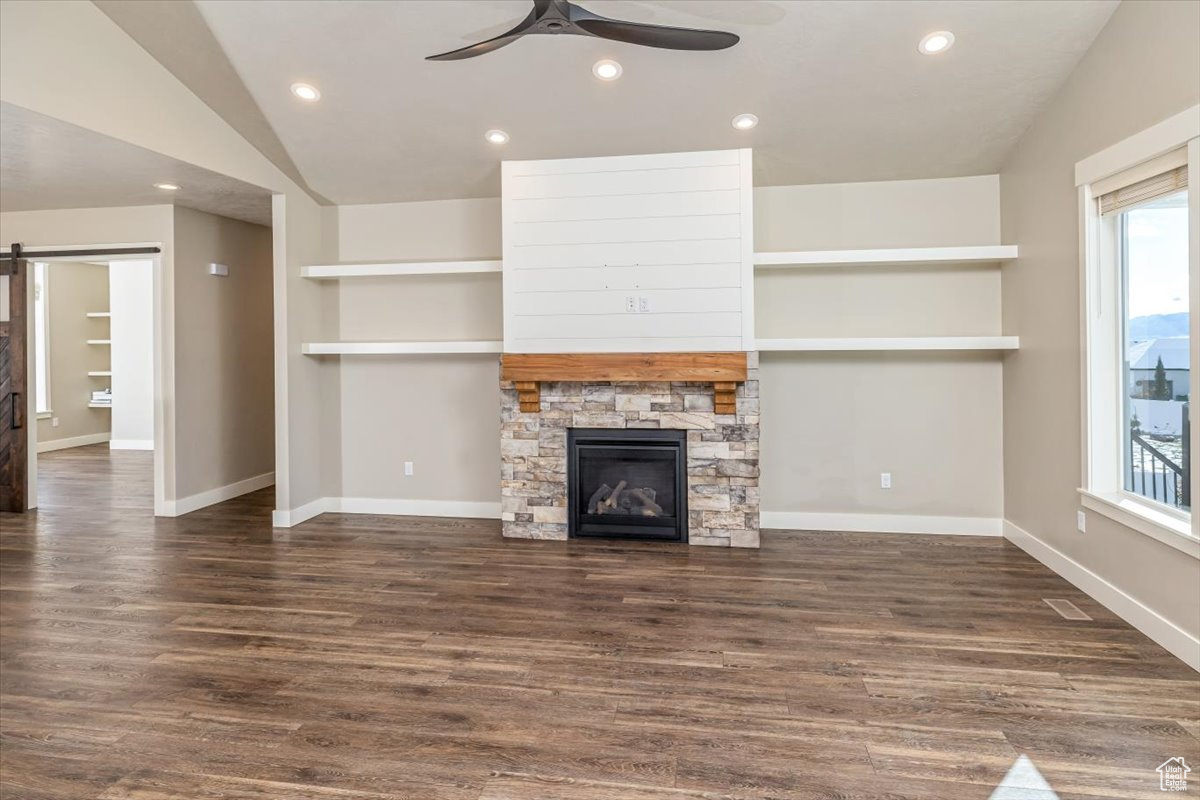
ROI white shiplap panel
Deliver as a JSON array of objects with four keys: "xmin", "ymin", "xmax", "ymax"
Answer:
[
  {"xmin": 508, "ymin": 189, "xmax": 740, "ymax": 223},
  {"xmin": 509, "ymin": 213, "xmax": 741, "ymax": 247},
  {"xmin": 513, "ymin": 312, "xmax": 742, "ymax": 340},
  {"xmin": 506, "ymin": 263, "xmax": 742, "ymax": 293},
  {"xmin": 510, "ymin": 238, "xmax": 743, "ymax": 269},
  {"xmin": 505, "ymin": 148, "xmax": 738, "ymax": 177},
  {"xmin": 502, "ymin": 148, "xmax": 753, "ymax": 353},
  {"xmin": 509, "ymin": 288, "xmax": 743, "ymax": 317},
  {"xmin": 517, "ymin": 337, "xmax": 744, "ymax": 353},
  {"xmin": 507, "ymin": 164, "xmax": 741, "ymax": 200}
]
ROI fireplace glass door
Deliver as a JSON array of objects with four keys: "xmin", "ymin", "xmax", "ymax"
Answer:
[{"xmin": 568, "ymin": 428, "xmax": 687, "ymax": 541}]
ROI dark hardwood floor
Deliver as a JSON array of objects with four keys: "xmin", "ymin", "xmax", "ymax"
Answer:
[{"xmin": 2, "ymin": 444, "xmax": 1197, "ymax": 799}]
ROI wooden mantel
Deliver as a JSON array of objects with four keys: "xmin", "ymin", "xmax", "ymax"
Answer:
[{"xmin": 500, "ymin": 352, "xmax": 748, "ymax": 414}]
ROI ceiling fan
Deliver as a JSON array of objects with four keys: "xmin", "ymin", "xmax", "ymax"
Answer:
[{"xmin": 426, "ymin": 0, "xmax": 739, "ymax": 61}]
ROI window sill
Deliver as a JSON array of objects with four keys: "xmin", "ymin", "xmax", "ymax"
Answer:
[
  {"xmin": 1078, "ymin": 489, "xmax": 1199, "ymax": 559},
  {"xmin": 36, "ymin": 411, "xmax": 52, "ymax": 420}
]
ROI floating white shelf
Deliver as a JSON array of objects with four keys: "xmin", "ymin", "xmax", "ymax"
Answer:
[
  {"xmin": 86, "ymin": 311, "xmax": 111, "ymax": 318},
  {"xmin": 301, "ymin": 260, "xmax": 503, "ymax": 279},
  {"xmin": 753, "ymin": 245, "xmax": 1019, "ymax": 269},
  {"xmin": 87, "ymin": 402, "xmax": 112, "ymax": 409},
  {"xmin": 302, "ymin": 340, "xmax": 504, "ymax": 355},
  {"xmin": 756, "ymin": 336, "xmax": 1020, "ymax": 352},
  {"xmin": 87, "ymin": 371, "xmax": 112, "ymax": 377},
  {"xmin": 86, "ymin": 339, "xmax": 111, "ymax": 345}
]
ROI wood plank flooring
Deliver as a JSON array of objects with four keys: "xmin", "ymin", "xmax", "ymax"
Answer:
[{"xmin": 2, "ymin": 444, "xmax": 1197, "ymax": 799}]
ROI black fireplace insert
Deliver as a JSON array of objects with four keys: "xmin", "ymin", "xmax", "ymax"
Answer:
[{"xmin": 567, "ymin": 428, "xmax": 687, "ymax": 542}]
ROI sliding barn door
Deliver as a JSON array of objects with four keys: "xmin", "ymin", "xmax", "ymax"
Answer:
[{"xmin": 0, "ymin": 257, "xmax": 28, "ymax": 512}]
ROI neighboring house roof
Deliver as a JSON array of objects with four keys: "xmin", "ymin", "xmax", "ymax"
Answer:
[{"xmin": 1128, "ymin": 337, "xmax": 1190, "ymax": 370}]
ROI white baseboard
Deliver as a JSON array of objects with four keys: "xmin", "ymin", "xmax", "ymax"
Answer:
[
  {"xmin": 270, "ymin": 496, "xmax": 502, "ymax": 528},
  {"xmin": 37, "ymin": 432, "xmax": 111, "ymax": 453},
  {"xmin": 161, "ymin": 471, "xmax": 275, "ymax": 517},
  {"xmin": 1003, "ymin": 520, "xmax": 1200, "ymax": 671},
  {"xmin": 334, "ymin": 497, "xmax": 501, "ymax": 519},
  {"xmin": 761, "ymin": 511, "xmax": 1002, "ymax": 536},
  {"xmin": 109, "ymin": 438, "xmax": 154, "ymax": 451},
  {"xmin": 272, "ymin": 496, "xmax": 331, "ymax": 528},
  {"xmin": 269, "ymin": 504, "xmax": 994, "ymax": 535}
]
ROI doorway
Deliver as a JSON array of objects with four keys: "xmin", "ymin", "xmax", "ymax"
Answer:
[
  {"xmin": 31, "ymin": 257, "xmax": 156, "ymax": 510},
  {"xmin": 0, "ymin": 245, "xmax": 166, "ymax": 514}
]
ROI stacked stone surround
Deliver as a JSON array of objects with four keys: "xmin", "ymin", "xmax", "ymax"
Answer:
[{"xmin": 500, "ymin": 354, "xmax": 760, "ymax": 547}]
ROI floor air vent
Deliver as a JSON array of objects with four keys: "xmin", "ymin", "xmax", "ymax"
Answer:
[{"xmin": 1043, "ymin": 598, "xmax": 1092, "ymax": 621}]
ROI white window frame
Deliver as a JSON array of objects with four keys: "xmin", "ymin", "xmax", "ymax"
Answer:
[
  {"xmin": 1078, "ymin": 105, "xmax": 1200, "ymax": 557},
  {"xmin": 33, "ymin": 261, "xmax": 51, "ymax": 418}
]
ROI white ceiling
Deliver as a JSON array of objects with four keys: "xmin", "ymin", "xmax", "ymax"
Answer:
[
  {"xmin": 192, "ymin": 0, "xmax": 1118, "ymax": 206},
  {"xmin": 0, "ymin": 103, "xmax": 273, "ymax": 226}
]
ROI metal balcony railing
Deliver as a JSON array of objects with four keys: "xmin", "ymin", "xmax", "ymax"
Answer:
[{"xmin": 1129, "ymin": 403, "xmax": 1190, "ymax": 510}]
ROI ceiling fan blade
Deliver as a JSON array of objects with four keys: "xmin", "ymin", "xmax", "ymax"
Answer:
[
  {"xmin": 573, "ymin": 15, "xmax": 738, "ymax": 51},
  {"xmin": 426, "ymin": 4, "xmax": 543, "ymax": 61}
]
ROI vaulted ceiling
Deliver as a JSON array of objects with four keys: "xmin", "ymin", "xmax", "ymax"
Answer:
[{"xmin": 101, "ymin": 1, "xmax": 1119, "ymax": 205}]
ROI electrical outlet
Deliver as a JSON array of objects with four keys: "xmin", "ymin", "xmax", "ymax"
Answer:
[
  {"xmin": 1077, "ymin": 510, "xmax": 1086, "ymax": 532},
  {"xmin": 880, "ymin": 472, "xmax": 892, "ymax": 489},
  {"xmin": 51, "ymin": 417, "xmax": 59, "ymax": 428},
  {"xmin": 404, "ymin": 461, "xmax": 414, "ymax": 477},
  {"xmin": 638, "ymin": 296, "xmax": 650, "ymax": 313},
  {"xmin": 625, "ymin": 296, "xmax": 637, "ymax": 312}
]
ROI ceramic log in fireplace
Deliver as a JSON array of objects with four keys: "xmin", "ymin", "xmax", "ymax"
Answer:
[{"xmin": 567, "ymin": 428, "xmax": 688, "ymax": 542}]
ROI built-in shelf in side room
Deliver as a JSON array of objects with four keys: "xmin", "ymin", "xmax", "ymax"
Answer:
[
  {"xmin": 85, "ymin": 311, "xmax": 111, "ymax": 318},
  {"xmin": 87, "ymin": 403, "xmax": 112, "ymax": 410},
  {"xmin": 87, "ymin": 371, "xmax": 112, "ymax": 377},
  {"xmin": 86, "ymin": 339, "xmax": 111, "ymax": 345},
  {"xmin": 755, "ymin": 336, "xmax": 1020, "ymax": 352},
  {"xmin": 300, "ymin": 259, "xmax": 503, "ymax": 279},
  {"xmin": 753, "ymin": 244, "xmax": 1018, "ymax": 268},
  {"xmin": 302, "ymin": 340, "xmax": 504, "ymax": 355}
]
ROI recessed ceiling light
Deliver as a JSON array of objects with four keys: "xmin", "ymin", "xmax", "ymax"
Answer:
[
  {"xmin": 592, "ymin": 59, "xmax": 622, "ymax": 81},
  {"xmin": 485, "ymin": 129, "xmax": 510, "ymax": 145},
  {"xmin": 290, "ymin": 82, "xmax": 321, "ymax": 101},
  {"xmin": 731, "ymin": 113, "xmax": 759, "ymax": 131},
  {"xmin": 153, "ymin": 183, "xmax": 180, "ymax": 191},
  {"xmin": 918, "ymin": 30, "xmax": 955, "ymax": 55}
]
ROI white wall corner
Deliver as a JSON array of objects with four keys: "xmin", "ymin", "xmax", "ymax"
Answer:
[
  {"xmin": 272, "ymin": 496, "xmax": 332, "ymax": 528},
  {"xmin": 760, "ymin": 511, "xmax": 1002, "ymax": 536},
  {"xmin": 1003, "ymin": 520, "xmax": 1200, "ymax": 671}
]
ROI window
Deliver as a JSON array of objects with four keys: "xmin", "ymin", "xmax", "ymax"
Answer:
[
  {"xmin": 1080, "ymin": 120, "xmax": 1198, "ymax": 550},
  {"xmin": 33, "ymin": 262, "xmax": 50, "ymax": 416},
  {"xmin": 1118, "ymin": 189, "xmax": 1189, "ymax": 510}
]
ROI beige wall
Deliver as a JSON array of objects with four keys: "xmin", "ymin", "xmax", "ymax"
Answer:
[
  {"xmin": 335, "ymin": 200, "xmax": 502, "ymax": 504},
  {"xmin": 755, "ymin": 177, "xmax": 1004, "ymax": 520},
  {"xmin": 999, "ymin": 0, "xmax": 1200, "ymax": 639},
  {"xmin": 330, "ymin": 176, "xmax": 1006, "ymax": 523},
  {"xmin": 172, "ymin": 206, "xmax": 274, "ymax": 498},
  {"xmin": 37, "ymin": 260, "xmax": 111, "ymax": 446}
]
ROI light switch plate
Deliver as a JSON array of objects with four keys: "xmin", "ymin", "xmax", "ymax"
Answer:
[
  {"xmin": 880, "ymin": 472, "xmax": 892, "ymax": 489},
  {"xmin": 208, "ymin": 262, "xmax": 229, "ymax": 277},
  {"xmin": 404, "ymin": 461, "xmax": 414, "ymax": 476},
  {"xmin": 1076, "ymin": 510, "xmax": 1086, "ymax": 532}
]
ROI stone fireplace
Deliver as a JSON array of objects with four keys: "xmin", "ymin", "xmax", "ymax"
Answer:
[{"xmin": 499, "ymin": 353, "xmax": 760, "ymax": 547}]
